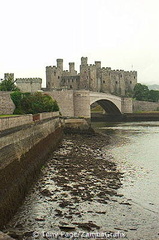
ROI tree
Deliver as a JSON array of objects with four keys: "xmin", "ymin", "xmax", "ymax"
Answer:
[
  {"xmin": 133, "ymin": 83, "xmax": 149, "ymax": 101},
  {"xmin": 133, "ymin": 83, "xmax": 159, "ymax": 102},
  {"xmin": 148, "ymin": 90, "xmax": 159, "ymax": 102},
  {"xmin": 0, "ymin": 75, "xmax": 19, "ymax": 91}
]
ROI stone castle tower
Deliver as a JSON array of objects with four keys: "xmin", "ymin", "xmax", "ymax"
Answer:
[{"xmin": 46, "ymin": 57, "xmax": 137, "ymax": 96}]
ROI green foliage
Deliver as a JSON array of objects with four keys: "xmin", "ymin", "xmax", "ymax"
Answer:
[
  {"xmin": 148, "ymin": 90, "xmax": 159, "ymax": 102},
  {"xmin": 133, "ymin": 83, "xmax": 159, "ymax": 102},
  {"xmin": 11, "ymin": 92, "xmax": 59, "ymax": 114},
  {"xmin": 0, "ymin": 77, "xmax": 19, "ymax": 91},
  {"xmin": 133, "ymin": 83, "xmax": 149, "ymax": 101}
]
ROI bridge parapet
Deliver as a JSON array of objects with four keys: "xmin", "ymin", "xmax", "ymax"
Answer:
[{"xmin": 45, "ymin": 90, "xmax": 133, "ymax": 118}]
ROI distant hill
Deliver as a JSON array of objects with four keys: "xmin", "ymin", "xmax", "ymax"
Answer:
[{"xmin": 147, "ymin": 84, "xmax": 159, "ymax": 90}]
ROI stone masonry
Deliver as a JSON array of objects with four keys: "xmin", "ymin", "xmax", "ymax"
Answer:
[
  {"xmin": 46, "ymin": 57, "xmax": 137, "ymax": 96},
  {"xmin": 16, "ymin": 78, "xmax": 42, "ymax": 92},
  {"xmin": 0, "ymin": 92, "xmax": 15, "ymax": 115}
]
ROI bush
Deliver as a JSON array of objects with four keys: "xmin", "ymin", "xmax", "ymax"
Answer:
[{"xmin": 11, "ymin": 92, "xmax": 59, "ymax": 114}]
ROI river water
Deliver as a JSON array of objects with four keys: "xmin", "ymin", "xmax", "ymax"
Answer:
[{"xmin": 4, "ymin": 121, "xmax": 159, "ymax": 240}]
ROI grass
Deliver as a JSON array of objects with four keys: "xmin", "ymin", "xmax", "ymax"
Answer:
[
  {"xmin": 91, "ymin": 105, "xmax": 104, "ymax": 113},
  {"xmin": 134, "ymin": 111, "xmax": 159, "ymax": 114},
  {"xmin": 0, "ymin": 114, "xmax": 20, "ymax": 118}
]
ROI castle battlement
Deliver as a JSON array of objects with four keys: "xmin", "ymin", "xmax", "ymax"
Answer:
[
  {"xmin": 46, "ymin": 57, "xmax": 137, "ymax": 96},
  {"xmin": 16, "ymin": 78, "xmax": 42, "ymax": 83},
  {"xmin": 46, "ymin": 66, "xmax": 57, "ymax": 70},
  {"xmin": 16, "ymin": 78, "xmax": 42, "ymax": 92}
]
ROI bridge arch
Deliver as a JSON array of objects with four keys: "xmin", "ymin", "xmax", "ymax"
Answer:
[
  {"xmin": 91, "ymin": 99, "xmax": 121, "ymax": 115},
  {"xmin": 90, "ymin": 92, "xmax": 122, "ymax": 115}
]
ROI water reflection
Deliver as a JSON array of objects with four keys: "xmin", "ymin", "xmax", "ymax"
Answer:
[
  {"xmin": 92, "ymin": 121, "xmax": 159, "ymax": 136},
  {"xmin": 93, "ymin": 121, "xmax": 159, "ymax": 215}
]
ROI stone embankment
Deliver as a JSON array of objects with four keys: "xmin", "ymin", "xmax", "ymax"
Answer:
[
  {"xmin": 91, "ymin": 112, "xmax": 159, "ymax": 122},
  {"xmin": 0, "ymin": 112, "xmax": 63, "ymax": 229},
  {"xmin": 123, "ymin": 112, "xmax": 159, "ymax": 121},
  {"xmin": 0, "ymin": 114, "xmax": 94, "ymax": 239},
  {"xmin": 64, "ymin": 118, "xmax": 95, "ymax": 134}
]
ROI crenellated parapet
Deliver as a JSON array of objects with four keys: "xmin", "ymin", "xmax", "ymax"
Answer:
[
  {"xmin": 45, "ymin": 57, "xmax": 137, "ymax": 96},
  {"xmin": 16, "ymin": 78, "xmax": 42, "ymax": 83}
]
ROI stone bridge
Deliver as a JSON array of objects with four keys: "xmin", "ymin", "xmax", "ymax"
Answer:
[{"xmin": 46, "ymin": 90, "xmax": 133, "ymax": 119}]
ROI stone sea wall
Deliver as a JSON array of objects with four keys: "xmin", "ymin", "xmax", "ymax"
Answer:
[{"xmin": 0, "ymin": 113, "xmax": 63, "ymax": 228}]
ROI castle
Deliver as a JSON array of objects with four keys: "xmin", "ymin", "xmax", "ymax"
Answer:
[
  {"xmin": 46, "ymin": 57, "xmax": 137, "ymax": 96},
  {"xmin": 2, "ymin": 57, "xmax": 137, "ymax": 96}
]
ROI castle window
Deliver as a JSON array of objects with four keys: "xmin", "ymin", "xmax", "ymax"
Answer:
[
  {"xmin": 70, "ymin": 85, "xmax": 72, "ymax": 89},
  {"xmin": 130, "ymin": 81, "xmax": 132, "ymax": 84},
  {"xmin": 134, "ymin": 76, "xmax": 135, "ymax": 79},
  {"xmin": 115, "ymin": 81, "xmax": 118, "ymax": 84},
  {"xmin": 54, "ymin": 71, "xmax": 56, "ymax": 76},
  {"xmin": 58, "ymin": 76, "xmax": 60, "ymax": 79},
  {"xmin": 103, "ymin": 81, "xmax": 105, "ymax": 83},
  {"xmin": 120, "ymin": 74, "xmax": 122, "ymax": 78}
]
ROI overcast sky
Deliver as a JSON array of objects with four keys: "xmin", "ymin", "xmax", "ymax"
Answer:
[{"xmin": 0, "ymin": 0, "xmax": 159, "ymax": 86}]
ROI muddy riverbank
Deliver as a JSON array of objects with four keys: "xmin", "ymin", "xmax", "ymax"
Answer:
[
  {"xmin": 3, "ymin": 123, "xmax": 159, "ymax": 240},
  {"xmin": 3, "ymin": 132, "xmax": 126, "ymax": 239}
]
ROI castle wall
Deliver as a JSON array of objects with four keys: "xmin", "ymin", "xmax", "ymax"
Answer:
[
  {"xmin": 46, "ymin": 66, "xmax": 62, "ymax": 89},
  {"xmin": 0, "ymin": 114, "xmax": 63, "ymax": 227},
  {"xmin": 119, "ymin": 71, "xmax": 125, "ymax": 96},
  {"xmin": 101, "ymin": 68, "xmax": 111, "ymax": 93},
  {"xmin": 16, "ymin": 78, "xmax": 42, "ymax": 92},
  {"xmin": 61, "ymin": 75, "xmax": 80, "ymax": 89},
  {"xmin": 57, "ymin": 59, "xmax": 63, "ymax": 71},
  {"xmin": 0, "ymin": 92, "xmax": 15, "ymax": 115},
  {"xmin": 111, "ymin": 71, "xmax": 123, "ymax": 95},
  {"xmin": 95, "ymin": 61, "xmax": 101, "ymax": 92},
  {"xmin": 124, "ymin": 71, "xmax": 137, "ymax": 94},
  {"xmin": 45, "ymin": 57, "xmax": 138, "ymax": 97},
  {"xmin": 89, "ymin": 65, "xmax": 97, "ymax": 91},
  {"xmin": 80, "ymin": 57, "xmax": 90, "ymax": 90},
  {"xmin": 46, "ymin": 66, "xmax": 53, "ymax": 88},
  {"xmin": 69, "ymin": 62, "xmax": 77, "ymax": 75}
]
